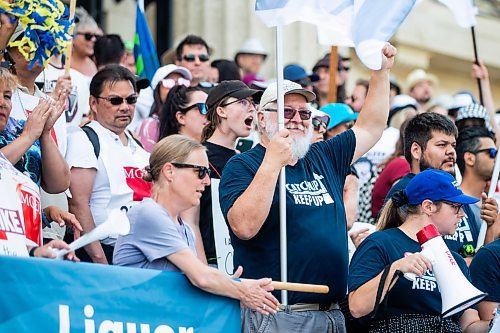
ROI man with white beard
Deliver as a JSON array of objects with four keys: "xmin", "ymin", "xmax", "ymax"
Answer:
[{"xmin": 219, "ymin": 44, "xmax": 396, "ymax": 332}]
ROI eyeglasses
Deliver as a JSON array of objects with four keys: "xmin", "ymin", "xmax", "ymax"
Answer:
[
  {"xmin": 171, "ymin": 163, "xmax": 211, "ymax": 179},
  {"xmin": 161, "ymin": 77, "xmax": 191, "ymax": 89},
  {"xmin": 442, "ymin": 201, "xmax": 464, "ymax": 215},
  {"xmin": 312, "ymin": 115, "xmax": 330, "ymax": 131},
  {"xmin": 220, "ymin": 98, "xmax": 256, "ymax": 109},
  {"xmin": 96, "ymin": 95, "xmax": 138, "ymax": 106},
  {"xmin": 182, "ymin": 54, "xmax": 210, "ymax": 63},
  {"xmin": 76, "ymin": 32, "xmax": 98, "ymax": 41},
  {"xmin": 471, "ymin": 148, "xmax": 497, "ymax": 159},
  {"xmin": 264, "ymin": 107, "xmax": 312, "ymax": 120},
  {"xmin": 179, "ymin": 102, "xmax": 208, "ymax": 115}
]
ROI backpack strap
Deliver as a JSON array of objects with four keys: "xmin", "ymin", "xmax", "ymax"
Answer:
[
  {"xmin": 81, "ymin": 125, "xmax": 100, "ymax": 158},
  {"xmin": 126, "ymin": 129, "xmax": 144, "ymax": 148}
]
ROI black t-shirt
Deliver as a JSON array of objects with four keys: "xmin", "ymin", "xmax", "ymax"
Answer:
[{"xmin": 199, "ymin": 142, "xmax": 236, "ymax": 264}]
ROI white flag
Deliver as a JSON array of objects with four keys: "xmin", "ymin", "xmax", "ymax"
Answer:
[
  {"xmin": 255, "ymin": 0, "xmax": 416, "ymax": 70},
  {"xmin": 438, "ymin": 0, "xmax": 477, "ymax": 28}
]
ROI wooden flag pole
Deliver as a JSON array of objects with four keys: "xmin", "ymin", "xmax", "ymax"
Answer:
[
  {"xmin": 64, "ymin": 0, "xmax": 77, "ymax": 76},
  {"xmin": 241, "ymin": 279, "xmax": 329, "ymax": 294},
  {"xmin": 327, "ymin": 46, "xmax": 338, "ymax": 103}
]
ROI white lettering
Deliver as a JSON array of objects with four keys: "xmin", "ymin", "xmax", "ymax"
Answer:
[
  {"xmin": 98, "ymin": 320, "xmax": 123, "ymax": 333},
  {"xmin": 59, "ymin": 305, "xmax": 70, "ymax": 333},
  {"xmin": 59, "ymin": 304, "xmax": 195, "ymax": 333}
]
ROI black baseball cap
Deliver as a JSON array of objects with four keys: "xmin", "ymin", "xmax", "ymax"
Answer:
[{"xmin": 206, "ymin": 80, "xmax": 262, "ymax": 110}]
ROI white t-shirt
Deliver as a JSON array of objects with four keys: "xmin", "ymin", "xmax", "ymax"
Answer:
[{"xmin": 66, "ymin": 122, "xmax": 150, "ymax": 245}]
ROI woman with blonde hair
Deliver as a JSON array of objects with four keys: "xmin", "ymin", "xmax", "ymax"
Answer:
[{"xmin": 113, "ymin": 135, "xmax": 278, "ymax": 314}]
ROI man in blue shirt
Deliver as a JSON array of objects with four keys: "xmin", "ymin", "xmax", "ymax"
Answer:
[{"xmin": 219, "ymin": 44, "xmax": 397, "ymax": 332}]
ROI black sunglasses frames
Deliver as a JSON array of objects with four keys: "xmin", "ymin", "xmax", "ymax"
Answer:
[
  {"xmin": 96, "ymin": 95, "xmax": 138, "ymax": 106},
  {"xmin": 182, "ymin": 54, "xmax": 210, "ymax": 62},
  {"xmin": 171, "ymin": 163, "xmax": 210, "ymax": 179}
]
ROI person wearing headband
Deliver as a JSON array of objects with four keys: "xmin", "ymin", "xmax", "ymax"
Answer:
[{"xmin": 349, "ymin": 169, "xmax": 488, "ymax": 332}]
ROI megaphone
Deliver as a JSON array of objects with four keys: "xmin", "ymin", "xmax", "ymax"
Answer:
[
  {"xmin": 405, "ymin": 224, "xmax": 487, "ymax": 318},
  {"xmin": 53, "ymin": 209, "xmax": 130, "ymax": 259}
]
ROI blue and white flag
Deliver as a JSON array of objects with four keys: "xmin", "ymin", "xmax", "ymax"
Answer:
[
  {"xmin": 135, "ymin": 0, "xmax": 160, "ymax": 82},
  {"xmin": 255, "ymin": 0, "xmax": 416, "ymax": 70},
  {"xmin": 438, "ymin": 0, "xmax": 477, "ymax": 28}
]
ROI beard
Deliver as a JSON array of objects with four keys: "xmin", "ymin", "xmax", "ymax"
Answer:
[
  {"xmin": 419, "ymin": 155, "xmax": 455, "ymax": 176},
  {"xmin": 264, "ymin": 113, "xmax": 313, "ymax": 160}
]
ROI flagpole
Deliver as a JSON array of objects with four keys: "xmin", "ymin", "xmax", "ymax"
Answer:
[
  {"xmin": 476, "ymin": 145, "xmax": 500, "ymax": 248},
  {"xmin": 471, "ymin": 26, "xmax": 484, "ymax": 106},
  {"xmin": 64, "ymin": 0, "xmax": 77, "ymax": 76},
  {"xmin": 327, "ymin": 46, "xmax": 338, "ymax": 103},
  {"xmin": 275, "ymin": 24, "xmax": 288, "ymax": 305}
]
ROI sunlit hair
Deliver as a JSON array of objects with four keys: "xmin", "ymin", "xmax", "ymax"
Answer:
[
  {"xmin": 75, "ymin": 7, "xmax": 98, "ymax": 32},
  {"xmin": 376, "ymin": 198, "xmax": 443, "ymax": 230},
  {"xmin": 143, "ymin": 134, "xmax": 206, "ymax": 184},
  {"xmin": 0, "ymin": 67, "xmax": 17, "ymax": 91}
]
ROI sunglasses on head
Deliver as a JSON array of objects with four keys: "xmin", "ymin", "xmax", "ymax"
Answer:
[
  {"xmin": 77, "ymin": 32, "xmax": 98, "ymax": 41},
  {"xmin": 471, "ymin": 148, "xmax": 498, "ymax": 159},
  {"xmin": 264, "ymin": 107, "xmax": 312, "ymax": 120},
  {"xmin": 96, "ymin": 95, "xmax": 138, "ymax": 106},
  {"xmin": 182, "ymin": 54, "xmax": 210, "ymax": 62},
  {"xmin": 161, "ymin": 77, "xmax": 191, "ymax": 89},
  {"xmin": 180, "ymin": 102, "xmax": 208, "ymax": 115},
  {"xmin": 312, "ymin": 115, "xmax": 330, "ymax": 131},
  {"xmin": 171, "ymin": 162, "xmax": 210, "ymax": 179}
]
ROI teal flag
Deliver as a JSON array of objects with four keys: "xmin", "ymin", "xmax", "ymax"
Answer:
[
  {"xmin": 134, "ymin": 0, "xmax": 160, "ymax": 82},
  {"xmin": 0, "ymin": 256, "xmax": 241, "ymax": 332}
]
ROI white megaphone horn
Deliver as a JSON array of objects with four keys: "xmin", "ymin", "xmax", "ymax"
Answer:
[
  {"xmin": 53, "ymin": 209, "xmax": 130, "ymax": 259},
  {"xmin": 405, "ymin": 224, "xmax": 487, "ymax": 318}
]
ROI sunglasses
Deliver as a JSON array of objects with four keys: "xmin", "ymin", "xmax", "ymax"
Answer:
[
  {"xmin": 296, "ymin": 79, "xmax": 313, "ymax": 88},
  {"xmin": 471, "ymin": 148, "xmax": 497, "ymax": 159},
  {"xmin": 312, "ymin": 115, "xmax": 330, "ymax": 131},
  {"xmin": 220, "ymin": 98, "xmax": 256, "ymax": 109},
  {"xmin": 76, "ymin": 32, "xmax": 98, "ymax": 41},
  {"xmin": 264, "ymin": 107, "xmax": 312, "ymax": 120},
  {"xmin": 180, "ymin": 102, "xmax": 208, "ymax": 115},
  {"xmin": 441, "ymin": 201, "xmax": 464, "ymax": 215},
  {"xmin": 171, "ymin": 162, "xmax": 210, "ymax": 179},
  {"xmin": 161, "ymin": 77, "xmax": 191, "ymax": 89},
  {"xmin": 182, "ymin": 54, "xmax": 210, "ymax": 62},
  {"xmin": 337, "ymin": 66, "xmax": 350, "ymax": 72},
  {"xmin": 96, "ymin": 95, "xmax": 138, "ymax": 106}
]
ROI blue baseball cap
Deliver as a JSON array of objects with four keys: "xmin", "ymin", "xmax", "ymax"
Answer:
[
  {"xmin": 320, "ymin": 103, "xmax": 358, "ymax": 130},
  {"xmin": 405, "ymin": 169, "xmax": 479, "ymax": 205},
  {"xmin": 284, "ymin": 64, "xmax": 319, "ymax": 82}
]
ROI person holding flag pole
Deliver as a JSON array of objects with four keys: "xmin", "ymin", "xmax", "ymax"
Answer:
[{"xmin": 219, "ymin": 41, "xmax": 396, "ymax": 331}]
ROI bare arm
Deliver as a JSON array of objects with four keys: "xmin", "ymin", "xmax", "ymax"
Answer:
[
  {"xmin": 344, "ymin": 174, "xmax": 358, "ymax": 230},
  {"xmin": 477, "ymin": 301, "xmax": 498, "ymax": 322},
  {"xmin": 471, "ymin": 62, "xmax": 499, "ymax": 142},
  {"xmin": 349, "ymin": 253, "xmax": 431, "ymax": 318},
  {"xmin": 181, "ymin": 204, "xmax": 208, "ymax": 265},
  {"xmin": 40, "ymin": 93, "xmax": 71, "ymax": 193},
  {"xmin": 351, "ymin": 44, "xmax": 396, "ymax": 162},
  {"xmin": 460, "ymin": 308, "xmax": 490, "ymax": 333},
  {"xmin": 67, "ymin": 167, "xmax": 107, "ymax": 264},
  {"xmin": 169, "ymin": 249, "xmax": 279, "ymax": 314},
  {"xmin": 227, "ymin": 129, "xmax": 293, "ymax": 240}
]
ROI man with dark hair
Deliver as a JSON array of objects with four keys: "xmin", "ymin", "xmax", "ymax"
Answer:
[
  {"xmin": 456, "ymin": 127, "xmax": 498, "ymax": 247},
  {"xmin": 345, "ymin": 78, "xmax": 369, "ymax": 113},
  {"xmin": 385, "ymin": 112, "xmax": 484, "ymax": 259},
  {"xmin": 94, "ymin": 34, "xmax": 125, "ymax": 69},
  {"xmin": 66, "ymin": 65, "xmax": 151, "ymax": 264},
  {"xmin": 175, "ymin": 35, "xmax": 211, "ymax": 87}
]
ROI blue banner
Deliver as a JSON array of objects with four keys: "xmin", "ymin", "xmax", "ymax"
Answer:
[{"xmin": 0, "ymin": 256, "xmax": 240, "ymax": 332}]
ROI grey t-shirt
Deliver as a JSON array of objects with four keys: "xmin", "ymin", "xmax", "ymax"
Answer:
[{"xmin": 113, "ymin": 198, "xmax": 197, "ymax": 271}]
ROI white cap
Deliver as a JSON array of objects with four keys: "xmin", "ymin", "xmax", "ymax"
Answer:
[
  {"xmin": 406, "ymin": 69, "xmax": 438, "ymax": 91},
  {"xmin": 235, "ymin": 38, "xmax": 267, "ymax": 57},
  {"xmin": 151, "ymin": 64, "xmax": 192, "ymax": 90},
  {"xmin": 259, "ymin": 80, "xmax": 316, "ymax": 109}
]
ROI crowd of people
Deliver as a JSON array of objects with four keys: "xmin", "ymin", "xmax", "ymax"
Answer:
[{"xmin": 0, "ymin": 5, "xmax": 499, "ymax": 333}]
